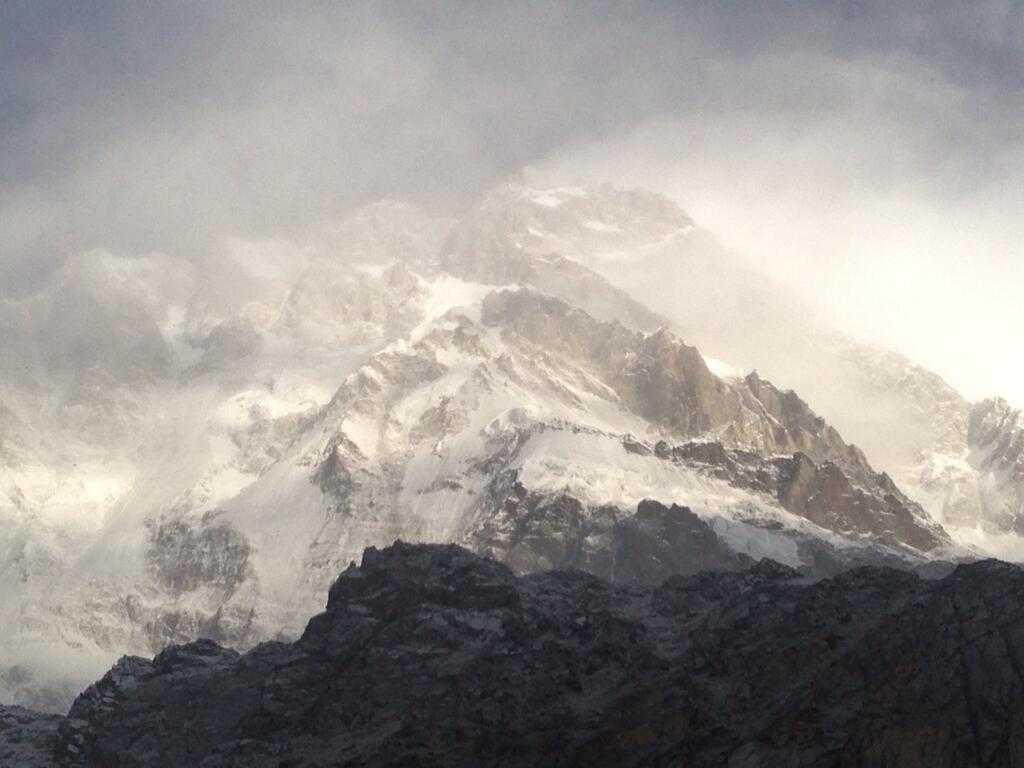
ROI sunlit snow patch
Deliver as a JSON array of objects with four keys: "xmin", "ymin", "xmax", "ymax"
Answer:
[{"xmin": 702, "ymin": 355, "xmax": 746, "ymax": 380}]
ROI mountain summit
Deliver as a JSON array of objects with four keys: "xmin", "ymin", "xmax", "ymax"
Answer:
[{"xmin": 0, "ymin": 181, "xmax": 1014, "ymax": 712}]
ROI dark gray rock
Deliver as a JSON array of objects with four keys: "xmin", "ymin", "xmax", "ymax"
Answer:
[
  {"xmin": 21, "ymin": 542, "xmax": 1024, "ymax": 767},
  {"xmin": 311, "ymin": 443, "xmax": 356, "ymax": 511},
  {"xmin": 470, "ymin": 488, "xmax": 753, "ymax": 583},
  {"xmin": 146, "ymin": 517, "xmax": 252, "ymax": 598},
  {"xmin": 184, "ymin": 317, "xmax": 262, "ymax": 376},
  {"xmin": 650, "ymin": 437, "xmax": 947, "ymax": 553},
  {"xmin": 0, "ymin": 705, "xmax": 61, "ymax": 768}
]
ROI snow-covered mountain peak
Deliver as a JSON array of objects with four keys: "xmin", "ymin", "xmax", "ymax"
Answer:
[
  {"xmin": 452, "ymin": 179, "xmax": 696, "ymax": 270},
  {"xmin": 481, "ymin": 179, "xmax": 692, "ymax": 227},
  {"xmin": 0, "ymin": 179, "xmax": 1014, "ymax": 715}
]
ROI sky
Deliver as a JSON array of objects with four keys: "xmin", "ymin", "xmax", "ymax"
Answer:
[{"xmin": 2, "ymin": 0, "xmax": 1022, "ymax": 403}]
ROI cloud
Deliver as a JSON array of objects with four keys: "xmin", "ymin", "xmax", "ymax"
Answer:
[
  {"xmin": 530, "ymin": 7, "xmax": 1024, "ymax": 405},
  {"xmin": 1, "ymin": 1, "xmax": 1021, "ymax": 401},
  {"xmin": 0, "ymin": 2, "xmax": 700, "ymax": 288}
]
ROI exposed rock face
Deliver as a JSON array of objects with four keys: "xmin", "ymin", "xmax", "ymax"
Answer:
[
  {"xmin": 903, "ymin": 397, "xmax": 1024, "ymax": 538},
  {"xmin": 458, "ymin": 182, "xmax": 1020, "ymax": 551},
  {"xmin": 477, "ymin": 290, "xmax": 945, "ymax": 553},
  {"xmin": 469, "ymin": 493, "xmax": 755, "ymax": 582},
  {"xmin": 969, "ymin": 398, "xmax": 1024, "ymax": 532},
  {"xmin": 465, "ymin": 467, "xmax": 945, "ymax": 583},
  {"xmin": 185, "ymin": 317, "xmax": 262, "ymax": 375},
  {"xmin": 971, "ymin": 400, "xmax": 1024, "ymax": 479},
  {"xmin": 8, "ymin": 542, "xmax": 1023, "ymax": 767},
  {"xmin": 481, "ymin": 290, "xmax": 874, "ymax": 473},
  {"xmin": 0, "ymin": 706, "xmax": 60, "ymax": 768},
  {"xmin": 146, "ymin": 517, "xmax": 252, "ymax": 598},
  {"xmin": 774, "ymin": 453, "xmax": 941, "ymax": 551},
  {"xmin": 643, "ymin": 439, "xmax": 946, "ymax": 553}
]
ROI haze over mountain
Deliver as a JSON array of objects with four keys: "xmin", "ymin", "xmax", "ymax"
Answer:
[
  {"xmin": 2, "ymin": 5, "xmax": 1023, "ymax": 765},
  {"xmin": 1, "ymin": 180, "xmax": 1020, "ymax": 716},
  {"xmin": 2, "ymin": 2, "xmax": 1022, "ymax": 406}
]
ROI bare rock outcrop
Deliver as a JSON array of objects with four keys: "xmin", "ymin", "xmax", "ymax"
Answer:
[{"xmin": 5, "ymin": 542, "xmax": 1019, "ymax": 767}]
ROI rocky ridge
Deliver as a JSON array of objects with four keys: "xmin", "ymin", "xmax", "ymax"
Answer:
[
  {"xmin": 5, "ymin": 541, "xmax": 1024, "ymax": 767},
  {"xmin": 465, "ymin": 182, "xmax": 1024, "ymax": 543}
]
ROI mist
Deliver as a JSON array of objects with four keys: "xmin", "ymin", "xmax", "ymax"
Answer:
[
  {"xmin": 8, "ymin": 3, "xmax": 1024, "ymax": 737},
  {"xmin": 535, "ymin": 45, "xmax": 1024, "ymax": 406},
  {"xmin": 2, "ymin": 0, "xmax": 1022, "ymax": 402}
]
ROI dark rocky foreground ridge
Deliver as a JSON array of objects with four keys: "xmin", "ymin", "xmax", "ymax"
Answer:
[{"xmin": 6, "ymin": 542, "xmax": 1024, "ymax": 767}]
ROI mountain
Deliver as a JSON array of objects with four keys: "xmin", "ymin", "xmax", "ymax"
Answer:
[
  {"xmin": 8, "ymin": 541, "xmax": 1024, "ymax": 767},
  {"xmin": 456, "ymin": 181, "xmax": 1024, "ymax": 545},
  {"xmin": 0, "ymin": 207, "xmax": 457, "ymax": 711},
  {"xmin": 964, "ymin": 399, "xmax": 1024, "ymax": 529},
  {"xmin": 0, "ymin": 180, "xmax": 1015, "ymax": 713}
]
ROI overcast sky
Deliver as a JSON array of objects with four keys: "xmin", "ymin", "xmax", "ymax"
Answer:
[{"xmin": 2, "ymin": 1, "xmax": 1022, "ymax": 403}]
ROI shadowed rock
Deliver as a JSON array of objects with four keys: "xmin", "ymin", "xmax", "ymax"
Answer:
[{"xmin": 0, "ymin": 542, "xmax": 1015, "ymax": 766}]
